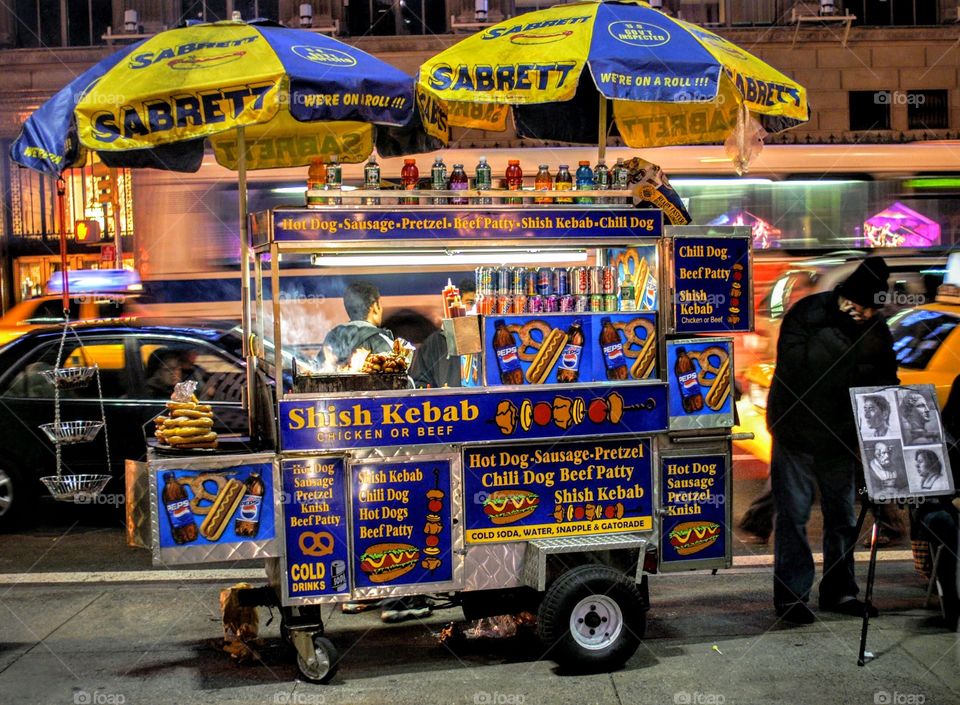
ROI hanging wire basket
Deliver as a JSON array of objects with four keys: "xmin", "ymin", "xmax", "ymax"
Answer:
[
  {"xmin": 39, "ymin": 474, "xmax": 111, "ymax": 502},
  {"xmin": 39, "ymin": 420, "xmax": 104, "ymax": 445},
  {"xmin": 40, "ymin": 365, "xmax": 98, "ymax": 390}
]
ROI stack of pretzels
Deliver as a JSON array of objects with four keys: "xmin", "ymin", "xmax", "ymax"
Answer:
[{"xmin": 155, "ymin": 394, "xmax": 218, "ymax": 449}]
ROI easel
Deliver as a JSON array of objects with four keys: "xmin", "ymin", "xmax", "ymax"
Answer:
[{"xmin": 853, "ymin": 498, "xmax": 882, "ymax": 666}]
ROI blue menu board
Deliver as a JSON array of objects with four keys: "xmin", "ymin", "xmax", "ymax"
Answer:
[
  {"xmin": 665, "ymin": 338, "xmax": 734, "ymax": 430},
  {"xmin": 672, "ymin": 236, "xmax": 751, "ymax": 333},
  {"xmin": 351, "ymin": 458, "xmax": 454, "ymax": 589},
  {"xmin": 462, "ymin": 438, "xmax": 653, "ymax": 544},
  {"xmin": 281, "ymin": 457, "xmax": 351, "ymax": 600},
  {"xmin": 660, "ymin": 454, "xmax": 728, "ymax": 566}
]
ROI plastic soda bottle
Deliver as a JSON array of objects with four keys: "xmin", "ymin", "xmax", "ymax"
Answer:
[
  {"xmin": 555, "ymin": 164, "xmax": 573, "ymax": 203},
  {"xmin": 450, "ymin": 163, "xmax": 469, "ymax": 205},
  {"xmin": 401, "ymin": 158, "xmax": 419, "ymax": 205},
  {"xmin": 534, "ymin": 164, "xmax": 553, "ymax": 204},
  {"xmin": 162, "ymin": 472, "xmax": 197, "ymax": 544},
  {"xmin": 612, "ymin": 157, "xmax": 629, "ymax": 203},
  {"xmin": 475, "ymin": 156, "xmax": 492, "ymax": 204},
  {"xmin": 556, "ymin": 319, "xmax": 584, "ymax": 383},
  {"xmin": 326, "ymin": 154, "xmax": 342, "ymax": 205},
  {"xmin": 675, "ymin": 347, "xmax": 705, "ymax": 413},
  {"xmin": 306, "ymin": 157, "xmax": 326, "ymax": 206},
  {"xmin": 493, "ymin": 319, "xmax": 524, "ymax": 385},
  {"xmin": 234, "ymin": 473, "xmax": 265, "ymax": 538},
  {"xmin": 505, "ymin": 159, "xmax": 523, "ymax": 205},
  {"xmin": 575, "ymin": 160, "xmax": 594, "ymax": 203},
  {"xmin": 599, "ymin": 317, "xmax": 628, "ymax": 380},
  {"xmin": 594, "ymin": 160, "xmax": 610, "ymax": 196},
  {"xmin": 431, "ymin": 156, "xmax": 448, "ymax": 204},
  {"xmin": 363, "ymin": 155, "xmax": 381, "ymax": 205}
]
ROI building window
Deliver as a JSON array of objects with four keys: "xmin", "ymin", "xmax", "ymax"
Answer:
[
  {"xmin": 907, "ymin": 90, "xmax": 949, "ymax": 130},
  {"xmin": 849, "ymin": 91, "xmax": 891, "ymax": 131},
  {"xmin": 850, "ymin": 1, "xmax": 938, "ymax": 26}
]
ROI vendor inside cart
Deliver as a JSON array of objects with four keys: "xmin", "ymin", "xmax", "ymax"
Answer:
[{"xmin": 323, "ymin": 281, "xmax": 395, "ymax": 369}]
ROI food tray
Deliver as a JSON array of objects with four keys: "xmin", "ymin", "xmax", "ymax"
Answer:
[
  {"xmin": 40, "ymin": 365, "xmax": 98, "ymax": 389},
  {"xmin": 40, "ymin": 474, "xmax": 111, "ymax": 502},
  {"xmin": 292, "ymin": 371, "xmax": 411, "ymax": 394},
  {"xmin": 39, "ymin": 420, "xmax": 104, "ymax": 444}
]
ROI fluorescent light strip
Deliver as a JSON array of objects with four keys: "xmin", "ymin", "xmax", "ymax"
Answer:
[{"xmin": 311, "ymin": 250, "xmax": 588, "ymax": 267}]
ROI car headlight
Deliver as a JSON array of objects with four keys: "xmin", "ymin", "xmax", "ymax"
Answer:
[{"xmin": 747, "ymin": 381, "xmax": 768, "ymax": 410}]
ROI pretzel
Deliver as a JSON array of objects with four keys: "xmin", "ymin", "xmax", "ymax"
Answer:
[
  {"xmin": 181, "ymin": 473, "xmax": 227, "ymax": 516},
  {"xmin": 171, "ymin": 408, "xmax": 213, "ymax": 420},
  {"xmin": 524, "ymin": 328, "xmax": 568, "ymax": 384},
  {"xmin": 513, "ymin": 320, "xmax": 552, "ymax": 362},
  {"xmin": 630, "ymin": 330, "xmax": 657, "ymax": 379},
  {"xmin": 706, "ymin": 357, "xmax": 732, "ymax": 411},
  {"xmin": 167, "ymin": 431, "xmax": 218, "ymax": 444},
  {"xmin": 691, "ymin": 346, "xmax": 728, "ymax": 387},
  {"xmin": 163, "ymin": 416, "xmax": 213, "ymax": 428},
  {"xmin": 199, "ymin": 478, "xmax": 245, "ymax": 541}
]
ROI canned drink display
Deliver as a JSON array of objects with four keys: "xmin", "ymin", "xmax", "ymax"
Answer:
[
  {"xmin": 477, "ymin": 294, "xmax": 495, "ymax": 315},
  {"xmin": 512, "ymin": 294, "xmax": 528, "ymax": 314},
  {"xmin": 476, "ymin": 267, "xmax": 495, "ymax": 295},
  {"xmin": 572, "ymin": 266, "xmax": 590, "ymax": 295},
  {"xmin": 537, "ymin": 267, "xmax": 553, "ymax": 296},
  {"xmin": 559, "ymin": 294, "xmax": 575, "ymax": 312},
  {"xmin": 497, "ymin": 295, "xmax": 513, "ymax": 314},
  {"xmin": 603, "ymin": 294, "xmax": 618, "ymax": 312},
  {"xmin": 574, "ymin": 295, "xmax": 589, "ymax": 312},
  {"xmin": 554, "ymin": 267, "xmax": 570, "ymax": 296},
  {"xmin": 589, "ymin": 266, "xmax": 603, "ymax": 295},
  {"xmin": 496, "ymin": 267, "xmax": 512, "ymax": 296},
  {"xmin": 511, "ymin": 267, "xmax": 527, "ymax": 295},
  {"xmin": 527, "ymin": 294, "xmax": 544, "ymax": 313},
  {"xmin": 525, "ymin": 267, "xmax": 538, "ymax": 296},
  {"xmin": 601, "ymin": 265, "xmax": 616, "ymax": 294},
  {"xmin": 590, "ymin": 294, "xmax": 604, "ymax": 311},
  {"xmin": 543, "ymin": 294, "xmax": 560, "ymax": 312}
]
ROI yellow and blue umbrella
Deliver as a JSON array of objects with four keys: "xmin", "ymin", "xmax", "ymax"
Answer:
[
  {"xmin": 418, "ymin": 0, "xmax": 808, "ymax": 150},
  {"xmin": 11, "ymin": 19, "xmax": 422, "ymax": 174}
]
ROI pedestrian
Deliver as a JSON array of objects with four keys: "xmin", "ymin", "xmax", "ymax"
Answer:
[
  {"xmin": 410, "ymin": 278, "xmax": 477, "ymax": 388},
  {"xmin": 323, "ymin": 281, "xmax": 395, "ymax": 367},
  {"xmin": 767, "ymin": 257, "xmax": 898, "ymax": 624}
]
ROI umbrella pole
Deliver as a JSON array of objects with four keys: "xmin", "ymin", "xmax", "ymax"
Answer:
[
  {"xmin": 238, "ymin": 125, "xmax": 256, "ymax": 439},
  {"xmin": 56, "ymin": 177, "xmax": 69, "ymax": 316},
  {"xmin": 598, "ymin": 97, "xmax": 608, "ymax": 164}
]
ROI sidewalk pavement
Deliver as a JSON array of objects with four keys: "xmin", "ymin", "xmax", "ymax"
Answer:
[{"xmin": 1, "ymin": 560, "xmax": 957, "ymax": 705}]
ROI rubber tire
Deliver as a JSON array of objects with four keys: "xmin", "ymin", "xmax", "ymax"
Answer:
[
  {"xmin": 0, "ymin": 465, "xmax": 28, "ymax": 531},
  {"xmin": 537, "ymin": 564, "xmax": 645, "ymax": 672},
  {"xmin": 296, "ymin": 635, "xmax": 339, "ymax": 684}
]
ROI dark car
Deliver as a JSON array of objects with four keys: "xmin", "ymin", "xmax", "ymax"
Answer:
[{"xmin": 0, "ymin": 323, "xmax": 250, "ymax": 529}]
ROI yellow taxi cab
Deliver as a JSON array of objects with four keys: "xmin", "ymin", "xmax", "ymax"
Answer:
[{"xmin": 734, "ymin": 284, "xmax": 960, "ymax": 463}]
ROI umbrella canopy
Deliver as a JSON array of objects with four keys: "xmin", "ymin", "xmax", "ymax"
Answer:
[
  {"xmin": 11, "ymin": 20, "xmax": 419, "ymax": 174},
  {"xmin": 417, "ymin": 0, "xmax": 808, "ymax": 149}
]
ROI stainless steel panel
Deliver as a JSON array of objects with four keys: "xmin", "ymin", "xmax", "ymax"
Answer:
[
  {"xmin": 521, "ymin": 533, "xmax": 650, "ymax": 591},
  {"xmin": 125, "ymin": 459, "xmax": 150, "ymax": 549},
  {"xmin": 461, "ymin": 544, "xmax": 526, "ymax": 591}
]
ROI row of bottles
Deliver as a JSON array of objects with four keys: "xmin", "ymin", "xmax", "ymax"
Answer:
[{"xmin": 306, "ymin": 155, "xmax": 630, "ymax": 206}]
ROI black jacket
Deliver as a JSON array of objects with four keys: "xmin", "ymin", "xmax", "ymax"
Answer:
[
  {"xmin": 767, "ymin": 289, "xmax": 899, "ymax": 457},
  {"xmin": 410, "ymin": 329, "xmax": 461, "ymax": 388}
]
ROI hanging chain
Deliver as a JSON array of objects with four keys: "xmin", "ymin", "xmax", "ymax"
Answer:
[
  {"xmin": 95, "ymin": 362, "xmax": 111, "ymax": 478},
  {"xmin": 52, "ymin": 318, "xmax": 69, "ymax": 478}
]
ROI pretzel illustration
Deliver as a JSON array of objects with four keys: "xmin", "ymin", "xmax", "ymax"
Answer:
[
  {"xmin": 690, "ymin": 346, "xmax": 728, "ymax": 388},
  {"xmin": 512, "ymin": 320, "xmax": 553, "ymax": 362},
  {"xmin": 622, "ymin": 318, "xmax": 656, "ymax": 358},
  {"xmin": 179, "ymin": 473, "xmax": 227, "ymax": 516}
]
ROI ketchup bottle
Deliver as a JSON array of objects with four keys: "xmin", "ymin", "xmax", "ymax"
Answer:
[{"xmin": 401, "ymin": 158, "xmax": 419, "ymax": 205}]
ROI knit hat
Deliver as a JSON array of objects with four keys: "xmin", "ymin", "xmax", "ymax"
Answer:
[{"xmin": 838, "ymin": 257, "xmax": 890, "ymax": 309}]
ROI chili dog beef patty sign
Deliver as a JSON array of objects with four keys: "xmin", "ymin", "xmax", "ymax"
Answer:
[
  {"xmin": 280, "ymin": 385, "xmax": 667, "ymax": 451},
  {"xmin": 463, "ymin": 439, "xmax": 653, "ymax": 543},
  {"xmin": 281, "ymin": 457, "xmax": 350, "ymax": 600},
  {"xmin": 352, "ymin": 460, "xmax": 453, "ymax": 587},
  {"xmin": 660, "ymin": 455, "xmax": 727, "ymax": 563},
  {"xmin": 672, "ymin": 236, "xmax": 751, "ymax": 333}
]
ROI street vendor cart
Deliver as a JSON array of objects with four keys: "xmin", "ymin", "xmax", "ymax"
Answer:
[{"xmin": 131, "ymin": 187, "xmax": 752, "ymax": 682}]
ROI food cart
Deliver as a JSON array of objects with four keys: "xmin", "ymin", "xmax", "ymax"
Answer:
[{"xmin": 129, "ymin": 187, "xmax": 752, "ymax": 682}]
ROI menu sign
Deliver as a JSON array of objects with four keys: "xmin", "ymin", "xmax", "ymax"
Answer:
[
  {"xmin": 280, "ymin": 457, "xmax": 350, "ymax": 601},
  {"xmin": 666, "ymin": 338, "xmax": 735, "ymax": 430},
  {"xmin": 462, "ymin": 438, "xmax": 654, "ymax": 544},
  {"xmin": 351, "ymin": 458, "xmax": 454, "ymax": 589},
  {"xmin": 659, "ymin": 453, "xmax": 729, "ymax": 568},
  {"xmin": 672, "ymin": 236, "xmax": 751, "ymax": 333}
]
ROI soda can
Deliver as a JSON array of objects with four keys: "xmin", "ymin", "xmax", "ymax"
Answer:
[
  {"xmin": 477, "ymin": 294, "xmax": 495, "ymax": 315},
  {"xmin": 590, "ymin": 294, "xmax": 604, "ymax": 312},
  {"xmin": 497, "ymin": 295, "xmax": 513, "ymax": 315},
  {"xmin": 589, "ymin": 267, "xmax": 603, "ymax": 295},
  {"xmin": 476, "ymin": 267, "xmax": 494, "ymax": 296},
  {"xmin": 603, "ymin": 294, "xmax": 618, "ymax": 312},
  {"xmin": 574, "ymin": 295, "xmax": 590, "ymax": 312},
  {"xmin": 554, "ymin": 267, "xmax": 570, "ymax": 296},
  {"xmin": 544, "ymin": 294, "xmax": 560, "ymax": 312},
  {"xmin": 511, "ymin": 267, "xmax": 527, "ymax": 296},
  {"xmin": 525, "ymin": 267, "xmax": 538, "ymax": 296},
  {"xmin": 559, "ymin": 294, "xmax": 575, "ymax": 312},
  {"xmin": 601, "ymin": 265, "xmax": 616, "ymax": 294},
  {"xmin": 496, "ymin": 267, "xmax": 512, "ymax": 296},
  {"xmin": 527, "ymin": 294, "xmax": 544, "ymax": 313},
  {"xmin": 573, "ymin": 266, "xmax": 590, "ymax": 295},
  {"xmin": 537, "ymin": 267, "xmax": 554, "ymax": 296},
  {"xmin": 512, "ymin": 294, "xmax": 528, "ymax": 314}
]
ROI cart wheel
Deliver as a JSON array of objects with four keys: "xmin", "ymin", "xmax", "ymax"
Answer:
[
  {"xmin": 296, "ymin": 635, "xmax": 339, "ymax": 684},
  {"xmin": 538, "ymin": 564, "xmax": 645, "ymax": 672},
  {"xmin": 280, "ymin": 622, "xmax": 291, "ymax": 645}
]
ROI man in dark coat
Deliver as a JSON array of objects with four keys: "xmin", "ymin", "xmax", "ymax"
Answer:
[
  {"xmin": 767, "ymin": 257, "xmax": 899, "ymax": 623},
  {"xmin": 323, "ymin": 281, "xmax": 395, "ymax": 367}
]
